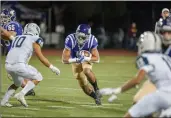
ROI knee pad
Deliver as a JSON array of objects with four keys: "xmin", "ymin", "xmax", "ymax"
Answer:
[
  {"xmin": 14, "ymin": 80, "xmax": 23, "ymax": 87},
  {"xmin": 33, "ymin": 72, "xmax": 43, "ymax": 81}
]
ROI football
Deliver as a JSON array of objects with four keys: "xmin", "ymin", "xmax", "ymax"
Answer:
[
  {"xmin": 1, "ymin": 34, "xmax": 10, "ymax": 40},
  {"xmin": 80, "ymin": 50, "xmax": 92, "ymax": 57}
]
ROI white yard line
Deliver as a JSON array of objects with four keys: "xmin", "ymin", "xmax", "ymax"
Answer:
[
  {"xmin": 47, "ymin": 77, "xmax": 129, "ymax": 83},
  {"xmin": 102, "ymin": 103, "xmax": 123, "ymax": 106},
  {"xmin": 2, "ymin": 114, "xmax": 31, "ymax": 117},
  {"xmin": 16, "ymin": 107, "xmax": 40, "ymax": 111},
  {"xmin": 67, "ymin": 101, "xmax": 123, "ymax": 106},
  {"xmin": 80, "ymin": 104, "xmax": 115, "ymax": 109},
  {"xmin": 67, "ymin": 101, "xmax": 95, "ymax": 105},
  {"xmin": 55, "ymin": 87, "xmax": 81, "ymax": 91},
  {"xmin": 47, "ymin": 105, "xmax": 75, "ymax": 109}
]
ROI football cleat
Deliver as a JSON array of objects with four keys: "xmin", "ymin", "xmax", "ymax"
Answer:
[
  {"xmin": 95, "ymin": 90, "xmax": 102, "ymax": 98},
  {"xmin": 95, "ymin": 98, "xmax": 101, "ymax": 105},
  {"xmin": 0, "ymin": 102, "xmax": 13, "ymax": 107},
  {"xmin": 25, "ymin": 89, "xmax": 36, "ymax": 96},
  {"xmin": 14, "ymin": 92, "xmax": 28, "ymax": 107}
]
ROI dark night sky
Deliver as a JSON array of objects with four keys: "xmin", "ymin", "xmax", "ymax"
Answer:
[{"xmin": 1, "ymin": 1, "xmax": 171, "ymax": 33}]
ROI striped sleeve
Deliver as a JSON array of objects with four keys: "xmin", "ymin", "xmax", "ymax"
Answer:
[
  {"xmin": 36, "ymin": 37, "xmax": 44, "ymax": 47},
  {"xmin": 65, "ymin": 34, "xmax": 74, "ymax": 50},
  {"xmin": 91, "ymin": 35, "xmax": 98, "ymax": 49},
  {"xmin": 136, "ymin": 55, "xmax": 154, "ymax": 73}
]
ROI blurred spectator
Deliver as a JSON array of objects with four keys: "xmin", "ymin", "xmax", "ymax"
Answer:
[
  {"xmin": 118, "ymin": 28, "xmax": 124, "ymax": 44},
  {"xmin": 112, "ymin": 28, "xmax": 124, "ymax": 48},
  {"xmin": 40, "ymin": 18, "xmax": 47, "ymax": 34},
  {"xmin": 96, "ymin": 25, "xmax": 109, "ymax": 49},
  {"xmin": 55, "ymin": 23, "xmax": 65, "ymax": 48},
  {"xmin": 127, "ymin": 22, "xmax": 137, "ymax": 50}
]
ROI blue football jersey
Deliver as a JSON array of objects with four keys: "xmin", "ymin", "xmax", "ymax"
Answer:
[
  {"xmin": 65, "ymin": 33, "xmax": 98, "ymax": 58},
  {"xmin": 4, "ymin": 21, "xmax": 23, "ymax": 35},
  {"xmin": 2, "ymin": 21, "xmax": 23, "ymax": 51}
]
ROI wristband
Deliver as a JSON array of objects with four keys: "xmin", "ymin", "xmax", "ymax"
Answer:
[
  {"xmin": 68, "ymin": 58, "xmax": 78, "ymax": 63},
  {"xmin": 115, "ymin": 87, "xmax": 121, "ymax": 94},
  {"xmin": 49, "ymin": 64, "xmax": 53, "ymax": 69}
]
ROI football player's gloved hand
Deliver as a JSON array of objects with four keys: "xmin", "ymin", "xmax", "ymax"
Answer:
[
  {"xmin": 49, "ymin": 65, "xmax": 60, "ymax": 75},
  {"xmin": 77, "ymin": 56, "xmax": 85, "ymax": 63},
  {"xmin": 160, "ymin": 107, "xmax": 171, "ymax": 117},
  {"xmin": 99, "ymin": 88, "xmax": 121, "ymax": 96}
]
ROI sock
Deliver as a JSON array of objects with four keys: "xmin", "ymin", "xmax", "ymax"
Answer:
[
  {"xmin": 91, "ymin": 80, "xmax": 99, "ymax": 91},
  {"xmin": 89, "ymin": 91, "xmax": 97, "ymax": 99},
  {"xmin": 1, "ymin": 88, "xmax": 15, "ymax": 104},
  {"xmin": 21, "ymin": 81, "xmax": 35, "ymax": 95}
]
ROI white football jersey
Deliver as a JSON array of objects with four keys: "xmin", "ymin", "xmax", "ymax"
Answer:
[
  {"xmin": 6, "ymin": 34, "xmax": 43, "ymax": 64},
  {"xmin": 136, "ymin": 53, "xmax": 171, "ymax": 92}
]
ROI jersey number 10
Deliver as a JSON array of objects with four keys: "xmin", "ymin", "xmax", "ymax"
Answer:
[{"xmin": 12, "ymin": 36, "xmax": 26, "ymax": 48}]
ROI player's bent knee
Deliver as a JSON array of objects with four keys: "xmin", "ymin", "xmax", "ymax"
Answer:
[
  {"xmin": 14, "ymin": 82, "xmax": 22, "ymax": 88},
  {"xmin": 83, "ymin": 68, "xmax": 91, "ymax": 75},
  {"xmin": 78, "ymin": 77, "xmax": 88, "ymax": 87},
  {"xmin": 34, "ymin": 72, "xmax": 43, "ymax": 81},
  {"xmin": 75, "ymin": 72, "xmax": 85, "ymax": 80}
]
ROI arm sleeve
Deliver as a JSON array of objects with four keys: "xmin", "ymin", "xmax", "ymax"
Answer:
[
  {"xmin": 65, "ymin": 36, "xmax": 72, "ymax": 50},
  {"xmin": 35, "ymin": 37, "xmax": 44, "ymax": 48},
  {"xmin": 136, "ymin": 56, "xmax": 154, "ymax": 73},
  {"xmin": 91, "ymin": 36, "xmax": 98, "ymax": 49}
]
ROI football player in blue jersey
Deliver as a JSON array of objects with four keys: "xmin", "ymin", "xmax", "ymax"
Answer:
[
  {"xmin": 62, "ymin": 24, "xmax": 101, "ymax": 105},
  {"xmin": 1, "ymin": 8, "xmax": 22, "ymax": 54},
  {"xmin": 1, "ymin": 8, "xmax": 36, "ymax": 97},
  {"xmin": 155, "ymin": 8, "xmax": 170, "ymax": 33}
]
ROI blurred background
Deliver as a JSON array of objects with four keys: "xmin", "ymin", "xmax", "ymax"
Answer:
[{"xmin": 1, "ymin": 1, "xmax": 171, "ymax": 50}]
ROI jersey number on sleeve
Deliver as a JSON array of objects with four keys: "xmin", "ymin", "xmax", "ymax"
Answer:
[
  {"xmin": 12, "ymin": 36, "xmax": 26, "ymax": 48},
  {"xmin": 136, "ymin": 56, "xmax": 149, "ymax": 68},
  {"xmin": 7, "ymin": 24, "xmax": 15, "ymax": 31}
]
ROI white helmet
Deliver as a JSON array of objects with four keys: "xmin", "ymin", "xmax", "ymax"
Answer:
[
  {"xmin": 137, "ymin": 31, "xmax": 162, "ymax": 55},
  {"xmin": 23, "ymin": 23, "xmax": 40, "ymax": 36}
]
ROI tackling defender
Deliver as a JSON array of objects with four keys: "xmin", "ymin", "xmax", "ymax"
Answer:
[
  {"xmin": 1, "ymin": 8, "xmax": 36, "ymax": 96},
  {"xmin": 100, "ymin": 31, "xmax": 171, "ymax": 117},
  {"xmin": 131, "ymin": 10, "xmax": 171, "ymax": 105},
  {"xmin": 0, "ymin": 23, "xmax": 60, "ymax": 107},
  {"xmin": 62, "ymin": 24, "xmax": 101, "ymax": 105}
]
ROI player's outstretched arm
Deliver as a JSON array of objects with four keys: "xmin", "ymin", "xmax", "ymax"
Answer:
[
  {"xmin": 33, "ymin": 43, "xmax": 60, "ymax": 75},
  {"xmin": 120, "ymin": 69, "xmax": 146, "ymax": 93},
  {"xmin": 100, "ymin": 69, "xmax": 146, "ymax": 96},
  {"xmin": 0, "ymin": 27, "xmax": 16, "ymax": 40}
]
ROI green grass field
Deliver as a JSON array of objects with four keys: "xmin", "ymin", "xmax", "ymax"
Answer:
[{"xmin": 0, "ymin": 55, "xmax": 140, "ymax": 117}]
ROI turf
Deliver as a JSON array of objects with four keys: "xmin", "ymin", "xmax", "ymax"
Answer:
[{"xmin": 0, "ymin": 55, "xmax": 139, "ymax": 117}]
